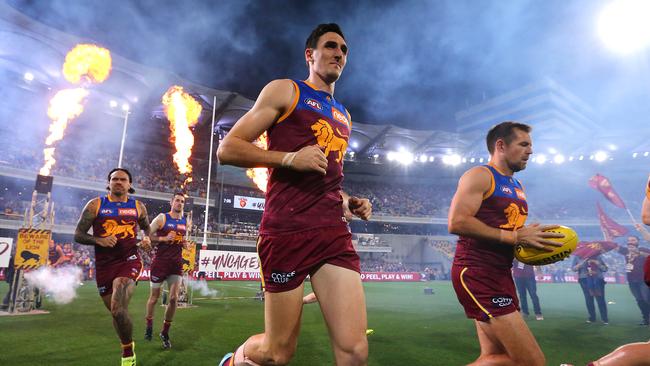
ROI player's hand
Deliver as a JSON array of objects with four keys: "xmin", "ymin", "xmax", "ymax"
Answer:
[
  {"xmin": 287, "ymin": 145, "xmax": 328, "ymax": 175},
  {"xmin": 139, "ymin": 236, "xmax": 152, "ymax": 251},
  {"xmin": 342, "ymin": 198, "xmax": 354, "ymax": 222},
  {"xmin": 95, "ymin": 235, "xmax": 117, "ymax": 248},
  {"xmin": 181, "ymin": 240, "xmax": 192, "ymax": 250},
  {"xmin": 349, "ymin": 196, "xmax": 372, "ymax": 221},
  {"xmin": 516, "ymin": 224, "xmax": 564, "ymax": 252}
]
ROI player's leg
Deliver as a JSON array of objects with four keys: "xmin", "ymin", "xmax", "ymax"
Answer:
[
  {"xmin": 159, "ymin": 275, "xmax": 182, "ymax": 349},
  {"xmin": 302, "ymin": 291, "xmax": 318, "ymax": 304},
  {"xmin": 474, "ymin": 312, "xmax": 545, "ymax": 366},
  {"xmin": 225, "ymin": 283, "xmax": 305, "ymax": 366},
  {"xmin": 468, "ymin": 321, "xmax": 512, "ymax": 366},
  {"xmin": 110, "ymin": 276, "xmax": 137, "ymax": 345},
  {"xmin": 592, "ymin": 341, "xmax": 650, "ymax": 366},
  {"xmin": 145, "ymin": 283, "xmax": 162, "ymax": 340},
  {"xmin": 311, "ymin": 264, "xmax": 368, "ymax": 366}
]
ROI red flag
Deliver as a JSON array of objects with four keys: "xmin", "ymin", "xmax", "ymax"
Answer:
[
  {"xmin": 589, "ymin": 174, "xmax": 627, "ymax": 208},
  {"xmin": 573, "ymin": 240, "xmax": 619, "ymax": 259},
  {"xmin": 596, "ymin": 202, "xmax": 629, "ymax": 238}
]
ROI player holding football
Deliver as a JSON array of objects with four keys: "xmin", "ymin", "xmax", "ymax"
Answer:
[{"xmin": 448, "ymin": 121, "xmax": 563, "ymax": 365}]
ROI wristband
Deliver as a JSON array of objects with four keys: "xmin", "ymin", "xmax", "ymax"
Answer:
[
  {"xmin": 281, "ymin": 152, "xmax": 297, "ymax": 168},
  {"xmin": 500, "ymin": 230, "xmax": 518, "ymax": 245}
]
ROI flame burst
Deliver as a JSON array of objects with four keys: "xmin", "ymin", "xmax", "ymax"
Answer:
[
  {"xmin": 63, "ymin": 44, "xmax": 112, "ymax": 84},
  {"xmin": 246, "ymin": 132, "xmax": 270, "ymax": 192},
  {"xmin": 162, "ymin": 86, "xmax": 202, "ymax": 189},
  {"xmin": 40, "ymin": 88, "xmax": 90, "ymax": 175}
]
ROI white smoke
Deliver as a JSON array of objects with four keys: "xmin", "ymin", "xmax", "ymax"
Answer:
[
  {"xmin": 24, "ymin": 266, "xmax": 83, "ymax": 304},
  {"xmin": 188, "ymin": 279, "xmax": 219, "ymax": 298}
]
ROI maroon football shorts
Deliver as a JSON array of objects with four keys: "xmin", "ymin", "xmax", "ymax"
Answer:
[
  {"xmin": 96, "ymin": 256, "xmax": 143, "ymax": 297},
  {"xmin": 451, "ymin": 264, "xmax": 520, "ymax": 321},
  {"xmin": 257, "ymin": 225, "xmax": 360, "ymax": 293},
  {"xmin": 150, "ymin": 257, "xmax": 183, "ymax": 284}
]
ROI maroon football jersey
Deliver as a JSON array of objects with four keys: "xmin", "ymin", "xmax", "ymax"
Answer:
[
  {"xmin": 260, "ymin": 80, "xmax": 351, "ymax": 234},
  {"xmin": 454, "ymin": 165, "xmax": 528, "ymax": 269},
  {"xmin": 154, "ymin": 212, "xmax": 186, "ymax": 260},
  {"xmin": 92, "ymin": 196, "xmax": 140, "ymax": 266}
]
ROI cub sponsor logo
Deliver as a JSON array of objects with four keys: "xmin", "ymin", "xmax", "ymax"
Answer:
[
  {"xmin": 118, "ymin": 208, "xmax": 137, "ymax": 217},
  {"xmin": 176, "ymin": 224, "xmax": 186, "ymax": 231},
  {"xmin": 270, "ymin": 270, "xmax": 296, "ymax": 284},
  {"xmin": 305, "ymin": 98, "xmax": 322, "ymax": 111},
  {"xmin": 331, "ymin": 107, "xmax": 350, "ymax": 127},
  {"xmin": 491, "ymin": 296, "xmax": 513, "ymax": 307},
  {"xmin": 515, "ymin": 188, "xmax": 526, "ymax": 200}
]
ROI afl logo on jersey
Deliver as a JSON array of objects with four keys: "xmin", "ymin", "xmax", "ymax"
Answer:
[
  {"xmin": 100, "ymin": 208, "xmax": 114, "ymax": 215},
  {"xmin": 501, "ymin": 186, "xmax": 513, "ymax": 195},
  {"xmin": 305, "ymin": 98, "xmax": 322, "ymax": 111}
]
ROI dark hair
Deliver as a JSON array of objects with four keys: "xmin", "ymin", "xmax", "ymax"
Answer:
[
  {"xmin": 486, "ymin": 121, "xmax": 532, "ymax": 155},
  {"xmin": 106, "ymin": 168, "xmax": 135, "ymax": 194},
  {"xmin": 172, "ymin": 192, "xmax": 186, "ymax": 200},
  {"xmin": 305, "ymin": 23, "xmax": 345, "ymax": 50},
  {"xmin": 628, "ymin": 235, "xmax": 640, "ymax": 243}
]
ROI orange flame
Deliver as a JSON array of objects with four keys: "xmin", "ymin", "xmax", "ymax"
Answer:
[
  {"xmin": 63, "ymin": 44, "xmax": 112, "ymax": 84},
  {"xmin": 162, "ymin": 86, "xmax": 202, "ymax": 188},
  {"xmin": 246, "ymin": 132, "xmax": 269, "ymax": 192},
  {"xmin": 40, "ymin": 88, "xmax": 89, "ymax": 175}
]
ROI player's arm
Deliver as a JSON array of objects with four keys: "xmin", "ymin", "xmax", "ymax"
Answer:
[
  {"xmin": 149, "ymin": 213, "xmax": 173, "ymax": 243},
  {"xmin": 52, "ymin": 246, "xmax": 66, "ymax": 267},
  {"xmin": 448, "ymin": 167, "xmax": 562, "ymax": 251},
  {"xmin": 136, "ymin": 201, "xmax": 152, "ymax": 250},
  {"xmin": 217, "ymin": 79, "xmax": 328, "ymax": 174},
  {"xmin": 74, "ymin": 198, "xmax": 115, "ymax": 247},
  {"xmin": 341, "ymin": 190, "xmax": 372, "ymax": 221}
]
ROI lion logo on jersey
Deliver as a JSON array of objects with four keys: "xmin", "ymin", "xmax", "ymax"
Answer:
[
  {"xmin": 499, "ymin": 203, "xmax": 527, "ymax": 230},
  {"xmin": 101, "ymin": 219, "xmax": 136, "ymax": 239},
  {"xmin": 311, "ymin": 119, "xmax": 348, "ymax": 163}
]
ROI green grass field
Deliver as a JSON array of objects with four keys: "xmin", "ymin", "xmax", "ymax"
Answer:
[{"xmin": 0, "ymin": 280, "xmax": 648, "ymax": 365}]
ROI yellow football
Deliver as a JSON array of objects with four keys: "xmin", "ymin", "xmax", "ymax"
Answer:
[{"xmin": 514, "ymin": 226, "xmax": 578, "ymax": 266}]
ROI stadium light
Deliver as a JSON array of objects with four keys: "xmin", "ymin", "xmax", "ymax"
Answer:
[
  {"xmin": 579, "ymin": 155, "xmax": 584, "ymax": 161},
  {"xmin": 121, "ymin": 103, "xmax": 130, "ymax": 112},
  {"xmin": 397, "ymin": 150, "xmax": 414, "ymax": 165},
  {"xmin": 442, "ymin": 154, "xmax": 461, "ymax": 166},
  {"xmin": 470, "ymin": 157, "xmax": 476, "ymax": 163},
  {"xmin": 607, "ymin": 144, "xmax": 617, "ymax": 151},
  {"xmin": 645, "ymin": 151, "xmax": 649, "ymax": 157},
  {"xmin": 479, "ymin": 158, "xmax": 484, "ymax": 163},
  {"xmin": 569, "ymin": 156, "xmax": 574, "ymax": 161},
  {"xmin": 594, "ymin": 151, "xmax": 608, "ymax": 162},
  {"xmin": 428, "ymin": 156, "xmax": 435, "ymax": 162},
  {"xmin": 548, "ymin": 147, "xmax": 557, "ymax": 154},
  {"xmin": 419, "ymin": 154, "xmax": 428, "ymax": 163},
  {"xmin": 387, "ymin": 151, "xmax": 395, "ymax": 161},
  {"xmin": 373, "ymin": 153, "xmax": 379, "ymax": 159},
  {"xmin": 23, "ymin": 72, "xmax": 34, "ymax": 81},
  {"xmin": 109, "ymin": 100, "xmax": 118, "ymax": 108},
  {"xmin": 553, "ymin": 154, "xmax": 565, "ymax": 164},
  {"xmin": 597, "ymin": 0, "xmax": 650, "ymax": 54},
  {"xmin": 536, "ymin": 154, "xmax": 547, "ymax": 164},
  {"xmin": 351, "ymin": 141, "xmax": 359, "ymax": 149},
  {"xmin": 632, "ymin": 152, "xmax": 638, "ymax": 158},
  {"xmin": 589, "ymin": 155, "xmax": 594, "ymax": 160}
]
